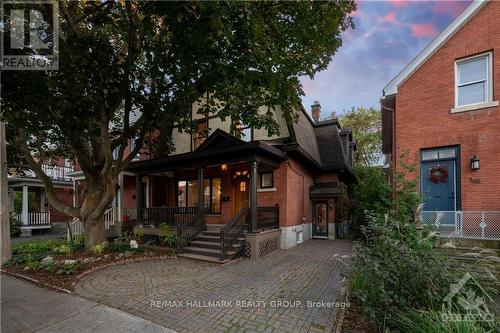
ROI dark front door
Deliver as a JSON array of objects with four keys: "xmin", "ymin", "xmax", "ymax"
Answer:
[
  {"xmin": 421, "ymin": 161, "xmax": 456, "ymax": 211},
  {"xmin": 233, "ymin": 176, "xmax": 250, "ymax": 214},
  {"xmin": 313, "ymin": 201, "xmax": 328, "ymax": 237}
]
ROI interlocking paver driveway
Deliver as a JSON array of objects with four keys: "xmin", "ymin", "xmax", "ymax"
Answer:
[{"xmin": 75, "ymin": 240, "xmax": 353, "ymax": 333}]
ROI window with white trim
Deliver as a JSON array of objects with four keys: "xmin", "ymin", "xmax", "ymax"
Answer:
[{"xmin": 455, "ymin": 52, "xmax": 492, "ymax": 108}]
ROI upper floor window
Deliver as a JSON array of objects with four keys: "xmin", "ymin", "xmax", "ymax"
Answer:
[
  {"xmin": 455, "ymin": 52, "xmax": 492, "ymax": 108},
  {"xmin": 192, "ymin": 119, "xmax": 208, "ymax": 150}
]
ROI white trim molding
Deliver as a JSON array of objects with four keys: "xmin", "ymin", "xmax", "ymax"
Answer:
[
  {"xmin": 383, "ymin": 0, "xmax": 487, "ymax": 96},
  {"xmin": 257, "ymin": 187, "xmax": 276, "ymax": 193},
  {"xmin": 451, "ymin": 101, "xmax": 499, "ymax": 114}
]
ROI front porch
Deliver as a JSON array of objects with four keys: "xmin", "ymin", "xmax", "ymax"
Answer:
[{"xmin": 121, "ymin": 131, "xmax": 286, "ymax": 262}]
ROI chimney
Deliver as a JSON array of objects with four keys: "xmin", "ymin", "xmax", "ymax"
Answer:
[{"xmin": 311, "ymin": 101, "xmax": 321, "ymax": 123}]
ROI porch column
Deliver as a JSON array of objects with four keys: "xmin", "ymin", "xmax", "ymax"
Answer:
[
  {"xmin": 8, "ymin": 188, "xmax": 14, "ymax": 212},
  {"xmin": 198, "ymin": 167, "xmax": 204, "ymax": 215},
  {"xmin": 136, "ymin": 175, "xmax": 143, "ymax": 225},
  {"xmin": 250, "ymin": 160, "xmax": 257, "ymax": 233},
  {"xmin": 40, "ymin": 189, "xmax": 46, "ymax": 212},
  {"xmin": 21, "ymin": 185, "xmax": 29, "ymax": 225}
]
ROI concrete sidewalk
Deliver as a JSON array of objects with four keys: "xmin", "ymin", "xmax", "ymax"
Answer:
[{"xmin": 1, "ymin": 274, "xmax": 174, "ymax": 333}]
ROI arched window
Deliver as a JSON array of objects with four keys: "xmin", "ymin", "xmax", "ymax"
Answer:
[{"xmin": 239, "ymin": 181, "xmax": 246, "ymax": 192}]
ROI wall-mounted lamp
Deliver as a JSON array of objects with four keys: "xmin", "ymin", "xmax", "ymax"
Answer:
[
  {"xmin": 470, "ymin": 155, "xmax": 480, "ymax": 171},
  {"xmin": 221, "ymin": 164, "xmax": 228, "ymax": 171}
]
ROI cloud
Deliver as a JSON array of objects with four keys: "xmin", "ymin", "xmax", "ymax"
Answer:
[
  {"xmin": 388, "ymin": 0, "xmax": 409, "ymax": 8},
  {"xmin": 410, "ymin": 23, "xmax": 439, "ymax": 38},
  {"xmin": 381, "ymin": 11, "xmax": 397, "ymax": 24},
  {"xmin": 433, "ymin": 1, "xmax": 470, "ymax": 17}
]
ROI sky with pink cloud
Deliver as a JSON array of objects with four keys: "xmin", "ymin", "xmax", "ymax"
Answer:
[{"xmin": 300, "ymin": 0, "xmax": 471, "ymax": 117}]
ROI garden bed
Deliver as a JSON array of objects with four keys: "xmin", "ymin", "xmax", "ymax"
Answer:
[
  {"xmin": 340, "ymin": 301, "xmax": 374, "ymax": 333},
  {"xmin": 2, "ymin": 239, "xmax": 175, "ymax": 292}
]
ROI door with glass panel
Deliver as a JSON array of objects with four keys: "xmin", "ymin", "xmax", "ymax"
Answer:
[{"xmin": 313, "ymin": 201, "xmax": 328, "ymax": 237}]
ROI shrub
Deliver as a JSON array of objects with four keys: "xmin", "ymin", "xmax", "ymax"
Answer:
[
  {"xmin": 394, "ymin": 307, "xmax": 496, "ymax": 333},
  {"xmin": 159, "ymin": 223, "xmax": 177, "ymax": 247},
  {"xmin": 5, "ymin": 240, "xmax": 66, "ymax": 267},
  {"xmin": 349, "ymin": 214, "xmax": 454, "ymax": 328},
  {"xmin": 91, "ymin": 241, "xmax": 108, "ymax": 255},
  {"xmin": 56, "ymin": 262, "xmax": 81, "ymax": 275}
]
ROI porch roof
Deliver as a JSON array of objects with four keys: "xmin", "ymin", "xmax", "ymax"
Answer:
[
  {"xmin": 309, "ymin": 182, "xmax": 340, "ymax": 199},
  {"xmin": 127, "ymin": 129, "xmax": 286, "ymax": 174}
]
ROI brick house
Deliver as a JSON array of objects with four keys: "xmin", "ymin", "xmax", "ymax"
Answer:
[
  {"xmin": 69, "ymin": 99, "xmax": 355, "ymax": 262},
  {"xmin": 381, "ymin": 0, "xmax": 500, "ymax": 238},
  {"xmin": 8, "ymin": 158, "xmax": 74, "ymax": 232}
]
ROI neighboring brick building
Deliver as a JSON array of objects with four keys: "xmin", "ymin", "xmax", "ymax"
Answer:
[
  {"xmin": 8, "ymin": 158, "xmax": 74, "ymax": 233},
  {"xmin": 381, "ymin": 0, "xmax": 500, "ymax": 216}
]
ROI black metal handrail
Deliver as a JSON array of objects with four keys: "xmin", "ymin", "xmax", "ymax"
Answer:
[
  {"xmin": 256, "ymin": 205, "xmax": 279, "ymax": 231},
  {"xmin": 220, "ymin": 208, "xmax": 249, "ymax": 260},
  {"xmin": 174, "ymin": 207, "xmax": 205, "ymax": 251},
  {"xmin": 141, "ymin": 207, "xmax": 200, "ymax": 228}
]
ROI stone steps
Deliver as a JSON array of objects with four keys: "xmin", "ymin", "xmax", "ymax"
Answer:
[{"xmin": 178, "ymin": 228, "xmax": 244, "ymax": 263}]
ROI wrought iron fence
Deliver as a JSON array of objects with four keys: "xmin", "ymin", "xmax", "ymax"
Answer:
[
  {"xmin": 422, "ymin": 211, "xmax": 500, "ymax": 240},
  {"xmin": 256, "ymin": 205, "xmax": 279, "ymax": 231}
]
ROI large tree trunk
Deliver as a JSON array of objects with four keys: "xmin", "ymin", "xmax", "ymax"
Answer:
[
  {"xmin": 83, "ymin": 218, "xmax": 107, "ymax": 250},
  {"xmin": 80, "ymin": 177, "xmax": 117, "ymax": 251}
]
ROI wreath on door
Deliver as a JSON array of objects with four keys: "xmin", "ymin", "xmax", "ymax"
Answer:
[{"xmin": 429, "ymin": 166, "xmax": 448, "ymax": 184}]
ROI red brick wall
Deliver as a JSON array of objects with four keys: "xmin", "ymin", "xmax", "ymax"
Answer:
[{"xmin": 394, "ymin": 1, "xmax": 500, "ymax": 211}]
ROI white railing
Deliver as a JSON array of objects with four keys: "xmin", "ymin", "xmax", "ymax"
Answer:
[
  {"xmin": 27, "ymin": 211, "xmax": 51, "ymax": 226},
  {"xmin": 21, "ymin": 164, "xmax": 72, "ymax": 181},
  {"xmin": 104, "ymin": 206, "xmax": 118, "ymax": 230},
  {"xmin": 68, "ymin": 218, "xmax": 84, "ymax": 240},
  {"xmin": 422, "ymin": 211, "xmax": 500, "ymax": 240},
  {"xmin": 68, "ymin": 207, "xmax": 119, "ymax": 239}
]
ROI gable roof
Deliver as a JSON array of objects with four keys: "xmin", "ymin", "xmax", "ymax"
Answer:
[
  {"xmin": 194, "ymin": 128, "xmax": 243, "ymax": 151},
  {"xmin": 383, "ymin": 0, "xmax": 487, "ymax": 96}
]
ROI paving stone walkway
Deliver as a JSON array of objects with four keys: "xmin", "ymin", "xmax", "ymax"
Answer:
[{"xmin": 75, "ymin": 240, "xmax": 353, "ymax": 333}]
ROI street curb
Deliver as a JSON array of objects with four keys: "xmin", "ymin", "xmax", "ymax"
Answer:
[
  {"xmin": 334, "ymin": 290, "xmax": 350, "ymax": 333},
  {"xmin": 1, "ymin": 268, "xmax": 73, "ymax": 294},
  {"xmin": 1, "ymin": 254, "xmax": 176, "ymax": 293}
]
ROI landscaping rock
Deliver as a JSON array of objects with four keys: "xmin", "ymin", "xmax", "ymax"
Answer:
[
  {"xmin": 64, "ymin": 260, "xmax": 77, "ymax": 265},
  {"xmin": 82, "ymin": 258, "xmax": 92, "ymax": 264},
  {"xmin": 23, "ymin": 266, "xmax": 30, "ymax": 271},
  {"xmin": 41, "ymin": 256, "xmax": 54, "ymax": 264},
  {"xmin": 118, "ymin": 253, "xmax": 124, "ymax": 258},
  {"xmin": 103, "ymin": 254, "xmax": 110, "ymax": 259},
  {"xmin": 130, "ymin": 240, "xmax": 138, "ymax": 249},
  {"xmin": 124, "ymin": 251, "xmax": 133, "ymax": 257}
]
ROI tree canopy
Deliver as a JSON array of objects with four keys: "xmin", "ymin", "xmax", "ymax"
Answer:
[
  {"xmin": 333, "ymin": 107, "xmax": 382, "ymax": 167},
  {"xmin": 1, "ymin": 1, "xmax": 356, "ymax": 248}
]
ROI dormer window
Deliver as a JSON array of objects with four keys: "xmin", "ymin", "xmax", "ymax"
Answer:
[{"xmin": 454, "ymin": 52, "xmax": 495, "ymax": 112}]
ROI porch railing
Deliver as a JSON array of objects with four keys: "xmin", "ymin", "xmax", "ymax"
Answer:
[
  {"xmin": 27, "ymin": 211, "xmax": 51, "ymax": 226},
  {"xmin": 176, "ymin": 207, "xmax": 204, "ymax": 251},
  {"xmin": 220, "ymin": 208, "xmax": 249, "ymax": 261},
  {"xmin": 103, "ymin": 207, "xmax": 118, "ymax": 230},
  {"xmin": 422, "ymin": 211, "xmax": 500, "ymax": 240},
  {"xmin": 22, "ymin": 164, "xmax": 72, "ymax": 182},
  {"xmin": 256, "ymin": 205, "xmax": 279, "ymax": 231},
  {"xmin": 141, "ymin": 207, "xmax": 187, "ymax": 228}
]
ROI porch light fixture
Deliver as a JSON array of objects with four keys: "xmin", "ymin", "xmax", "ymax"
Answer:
[
  {"xmin": 221, "ymin": 164, "xmax": 228, "ymax": 171},
  {"xmin": 470, "ymin": 155, "xmax": 480, "ymax": 171}
]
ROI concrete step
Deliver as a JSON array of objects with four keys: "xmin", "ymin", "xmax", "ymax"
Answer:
[
  {"xmin": 182, "ymin": 246, "xmax": 236, "ymax": 258},
  {"xmin": 201, "ymin": 231, "xmax": 220, "ymax": 237},
  {"xmin": 196, "ymin": 235, "xmax": 220, "ymax": 242},
  {"xmin": 177, "ymin": 252, "xmax": 229, "ymax": 264},
  {"xmin": 191, "ymin": 240, "xmax": 221, "ymax": 249}
]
